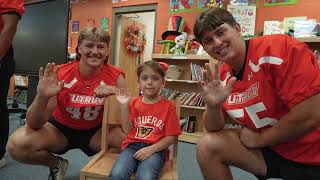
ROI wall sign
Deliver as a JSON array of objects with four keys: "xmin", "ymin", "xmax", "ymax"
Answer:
[{"xmin": 227, "ymin": 5, "xmax": 256, "ymax": 37}]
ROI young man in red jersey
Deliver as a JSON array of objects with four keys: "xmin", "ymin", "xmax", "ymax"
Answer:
[
  {"xmin": 0, "ymin": 0, "xmax": 24, "ymax": 169},
  {"xmin": 7, "ymin": 27, "xmax": 126, "ymax": 180},
  {"xmin": 194, "ymin": 7, "xmax": 320, "ymax": 180}
]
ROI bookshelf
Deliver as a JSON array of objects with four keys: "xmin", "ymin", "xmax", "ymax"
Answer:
[
  {"xmin": 296, "ymin": 37, "xmax": 320, "ymax": 64},
  {"xmin": 296, "ymin": 37, "xmax": 320, "ymax": 43},
  {"xmin": 296, "ymin": 37, "xmax": 320, "ymax": 51},
  {"xmin": 152, "ymin": 54, "xmax": 216, "ymax": 144}
]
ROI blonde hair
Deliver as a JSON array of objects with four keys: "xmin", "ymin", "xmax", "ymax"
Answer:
[
  {"xmin": 78, "ymin": 27, "xmax": 110, "ymax": 45},
  {"xmin": 76, "ymin": 27, "xmax": 110, "ymax": 60}
]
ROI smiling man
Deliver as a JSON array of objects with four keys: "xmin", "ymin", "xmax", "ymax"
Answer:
[
  {"xmin": 7, "ymin": 27, "xmax": 126, "ymax": 180},
  {"xmin": 194, "ymin": 7, "xmax": 320, "ymax": 180}
]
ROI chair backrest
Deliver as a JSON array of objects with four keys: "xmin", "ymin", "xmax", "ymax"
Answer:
[
  {"xmin": 100, "ymin": 95, "xmax": 121, "ymax": 152},
  {"xmin": 100, "ymin": 95, "xmax": 180, "ymax": 159}
]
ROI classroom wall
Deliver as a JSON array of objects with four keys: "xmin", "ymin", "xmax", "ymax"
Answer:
[
  {"xmin": 69, "ymin": 0, "xmax": 320, "ymax": 54},
  {"xmin": 256, "ymin": 0, "xmax": 320, "ymax": 33}
]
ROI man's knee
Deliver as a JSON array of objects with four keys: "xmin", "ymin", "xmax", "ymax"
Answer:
[
  {"xmin": 6, "ymin": 130, "xmax": 33, "ymax": 160},
  {"xmin": 197, "ymin": 132, "xmax": 228, "ymax": 160}
]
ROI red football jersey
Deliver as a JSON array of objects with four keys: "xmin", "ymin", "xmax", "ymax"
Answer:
[
  {"xmin": 220, "ymin": 35, "xmax": 320, "ymax": 165},
  {"xmin": 0, "ymin": 0, "xmax": 25, "ymax": 31},
  {"xmin": 52, "ymin": 61, "xmax": 124, "ymax": 130},
  {"xmin": 121, "ymin": 97, "xmax": 182, "ymax": 150}
]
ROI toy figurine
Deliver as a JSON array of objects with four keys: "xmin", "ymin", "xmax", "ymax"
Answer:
[{"xmin": 170, "ymin": 32, "xmax": 187, "ymax": 55}]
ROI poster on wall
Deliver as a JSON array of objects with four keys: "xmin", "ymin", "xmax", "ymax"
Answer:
[
  {"xmin": 263, "ymin": 21, "xmax": 284, "ymax": 35},
  {"xmin": 72, "ymin": 20, "xmax": 79, "ymax": 33},
  {"xmin": 227, "ymin": 5, "xmax": 256, "ymax": 37},
  {"xmin": 283, "ymin": 16, "xmax": 307, "ymax": 34},
  {"xmin": 197, "ymin": 0, "xmax": 224, "ymax": 11},
  {"xmin": 264, "ymin": 0, "xmax": 298, "ymax": 6},
  {"xmin": 170, "ymin": 0, "xmax": 194, "ymax": 13},
  {"xmin": 100, "ymin": 17, "xmax": 109, "ymax": 31}
]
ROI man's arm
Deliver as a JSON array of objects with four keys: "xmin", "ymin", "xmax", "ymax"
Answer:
[
  {"xmin": 0, "ymin": 13, "xmax": 20, "ymax": 61},
  {"xmin": 258, "ymin": 93, "xmax": 320, "ymax": 147},
  {"xmin": 201, "ymin": 62, "xmax": 236, "ymax": 132},
  {"xmin": 26, "ymin": 95, "xmax": 57, "ymax": 129},
  {"xmin": 203, "ymin": 104, "xmax": 226, "ymax": 132}
]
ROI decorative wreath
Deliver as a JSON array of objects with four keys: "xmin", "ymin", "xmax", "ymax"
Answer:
[{"xmin": 123, "ymin": 25, "xmax": 146, "ymax": 56}]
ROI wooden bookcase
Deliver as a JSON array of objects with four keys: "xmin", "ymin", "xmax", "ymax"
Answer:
[
  {"xmin": 152, "ymin": 54, "xmax": 216, "ymax": 144},
  {"xmin": 296, "ymin": 37, "xmax": 320, "ymax": 49}
]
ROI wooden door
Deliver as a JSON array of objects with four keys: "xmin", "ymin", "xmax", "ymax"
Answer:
[{"xmin": 118, "ymin": 16, "xmax": 146, "ymax": 96}]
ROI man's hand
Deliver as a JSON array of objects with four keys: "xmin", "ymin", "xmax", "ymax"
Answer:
[
  {"xmin": 94, "ymin": 83, "xmax": 118, "ymax": 97},
  {"xmin": 133, "ymin": 146, "xmax": 155, "ymax": 161},
  {"xmin": 201, "ymin": 63, "xmax": 236, "ymax": 108},
  {"xmin": 240, "ymin": 127, "xmax": 264, "ymax": 148},
  {"xmin": 37, "ymin": 63, "xmax": 64, "ymax": 98}
]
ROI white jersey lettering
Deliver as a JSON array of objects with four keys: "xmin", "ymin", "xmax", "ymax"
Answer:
[
  {"xmin": 226, "ymin": 102, "xmax": 277, "ymax": 129},
  {"xmin": 69, "ymin": 94, "xmax": 104, "ymax": 105},
  {"xmin": 227, "ymin": 82, "xmax": 259, "ymax": 105},
  {"xmin": 65, "ymin": 106, "xmax": 102, "ymax": 121}
]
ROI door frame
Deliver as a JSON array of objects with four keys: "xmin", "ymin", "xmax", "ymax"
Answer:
[{"xmin": 110, "ymin": 4, "xmax": 157, "ymax": 65}]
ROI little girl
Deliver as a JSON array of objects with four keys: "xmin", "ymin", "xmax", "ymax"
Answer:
[{"xmin": 109, "ymin": 61, "xmax": 181, "ymax": 180}]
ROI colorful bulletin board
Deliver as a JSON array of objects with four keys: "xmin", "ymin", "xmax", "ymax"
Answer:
[
  {"xmin": 170, "ymin": 0, "xmax": 194, "ymax": 13},
  {"xmin": 227, "ymin": 5, "xmax": 256, "ymax": 37},
  {"xmin": 197, "ymin": 0, "xmax": 224, "ymax": 11},
  {"xmin": 264, "ymin": 0, "xmax": 298, "ymax": 7}
]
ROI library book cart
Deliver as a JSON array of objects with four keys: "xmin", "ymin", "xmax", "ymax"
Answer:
[{"xmin": 80, "ymin": 95, "xmax": 180, "ymax": 180}]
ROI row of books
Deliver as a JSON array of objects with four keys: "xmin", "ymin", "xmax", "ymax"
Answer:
[
  {"xmin": 179, "ymin": 116, "xmax": 196, "ymax": 133},
  {"xmin": 180, "ymin": 119, "xmax": 243, "ymax": 134},
  {"xmin": 160, "ymin": 88, "xmax": 205, "ymax": 107},
  {"xmin": 190, "ymin": 63, "xmax": 204, "ymax": 81}
]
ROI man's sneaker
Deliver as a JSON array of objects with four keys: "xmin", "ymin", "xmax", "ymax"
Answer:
[
  {"xmin": 48, "ymin": 156, "xmax": 69, "ymax": 180},
  {"xmin": 0, "ymin": 158, "xmax": 6, "ymax": 169}
]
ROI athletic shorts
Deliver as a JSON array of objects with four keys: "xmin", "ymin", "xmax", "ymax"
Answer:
[
  {"xmin": 48, "ymin": 116, "xmax": 101, "ymax": 156},
  {"xmin": 255, "ymin": 148, "xmax": 320, "ymax": 180}
]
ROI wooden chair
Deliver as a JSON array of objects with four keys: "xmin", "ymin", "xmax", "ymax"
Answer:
[{"xmin": 80, "ymin": 95, "xmax": 180, "ymax": 180}]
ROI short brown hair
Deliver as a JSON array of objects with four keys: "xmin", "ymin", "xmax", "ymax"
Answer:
[
  {"xmin": 193, "ymin": 7, "xmax": 237, "ymax": 43},
  {"xmin": 137, "ymin": 61, "xmax": 166, "ymax": 79}
]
